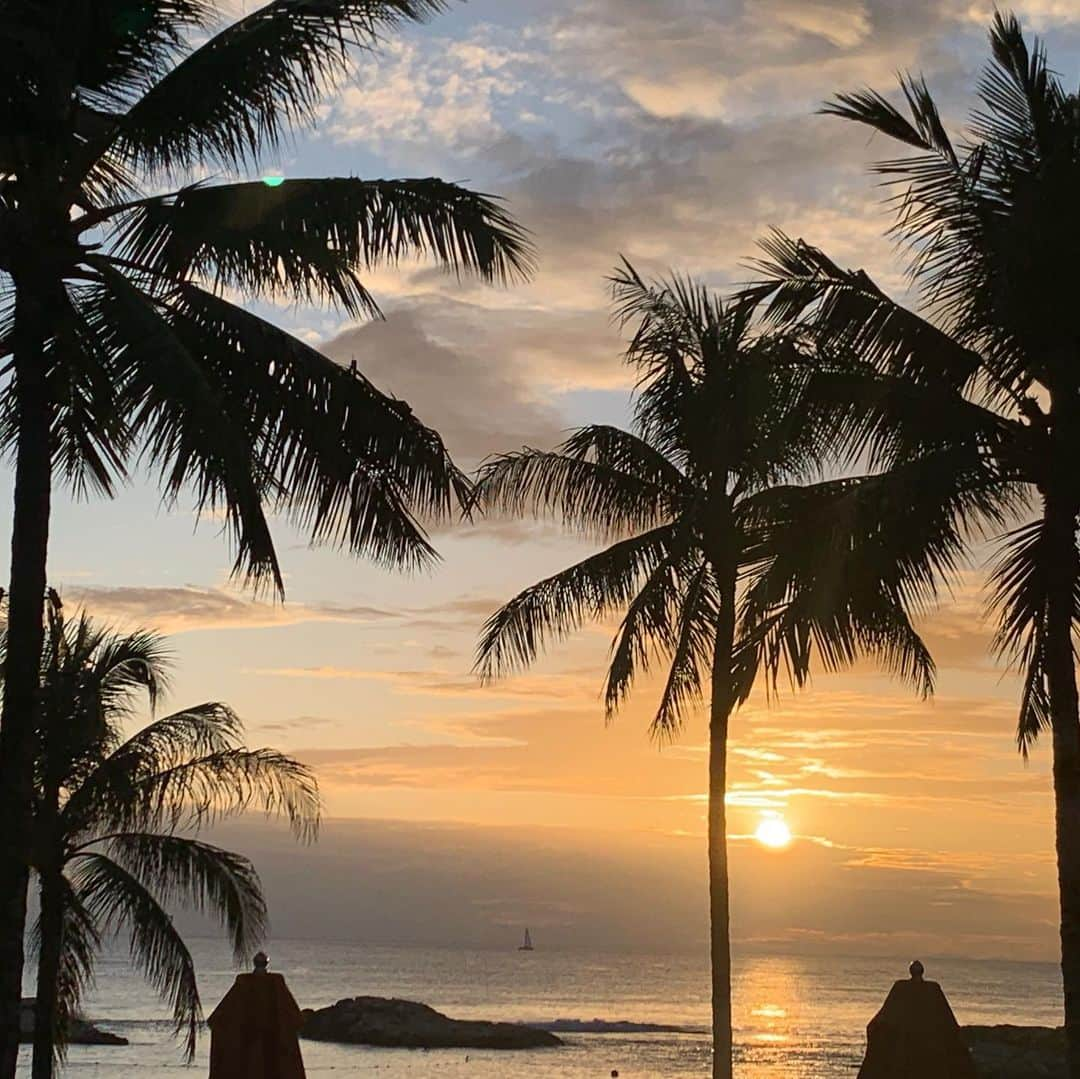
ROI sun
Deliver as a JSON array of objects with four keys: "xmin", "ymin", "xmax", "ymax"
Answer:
[{"xmin": 755, "ymin": 816, "xmax": 793, "ymax": 849}]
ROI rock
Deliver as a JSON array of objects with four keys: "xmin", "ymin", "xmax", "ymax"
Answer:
[
  {"xmin": 18, "ymin": 1000, "xmax": 128, "ymax": 1046},
  {"xmin": 962, "ymin": 1025, "xmax": 1065, "ymax": 1079},
  {"xmin": 300, "ymin": 996, "xmax": 562, "ymax": 1050}
]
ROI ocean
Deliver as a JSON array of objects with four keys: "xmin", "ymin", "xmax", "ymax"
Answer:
[{"xmin": 17, "ymin": 941, "xmax": 1066, "ymax": 1076}]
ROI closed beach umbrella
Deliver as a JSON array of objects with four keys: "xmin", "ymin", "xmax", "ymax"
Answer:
[
  {"xmin": 858, "ymin": 961, "xmax": 977, "ymax": 1079},
  {"xmin": 208, "ymin": 954, "xmax": 306, "ymax": 1079}
]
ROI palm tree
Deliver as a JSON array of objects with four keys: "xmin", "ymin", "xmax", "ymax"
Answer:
[
  {"xmin": 0, "ymin": 3, "xmax": 530, "ymax": 1068},
  {"xmin": 745, "ymin": 13, "xmax": 1080, "ymax": 1073},
  {"xmin": 24, "ymin": 597, "xmax": 320, "ymax": 1078},
  {"xmin": 471, "ymin": 264, "xmax": 992, "ymax": 1079}
]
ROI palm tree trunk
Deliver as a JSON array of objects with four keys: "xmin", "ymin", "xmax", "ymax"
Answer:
[
  {"xmin": 709, "ymin": 563, "xmax": 737, "ymax": 1079},
  {"xmin": 31, "ymin": 870, "xmax": 63, "ymax": 1079},
  {"xmin": 1044, "ymin": 486, "xmax": 1080, "ymax": 1079},
  {"xmin": 0, "ymin": 291, "xmax": 53, "ymax": 1079}
]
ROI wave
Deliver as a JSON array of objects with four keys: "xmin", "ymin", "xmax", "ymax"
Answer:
[{"xmin": 523, "ymin": 1018, "xmax": 706, "ymax": 1035}]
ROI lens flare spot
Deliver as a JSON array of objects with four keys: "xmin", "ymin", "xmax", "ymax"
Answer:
[{"xmin": 261, "ymin": 175, "xmax": 286, "ymax": 188}]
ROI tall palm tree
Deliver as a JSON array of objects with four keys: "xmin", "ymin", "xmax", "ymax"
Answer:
[
  {"xmin": 472, "ymin": 264, "xmax": 994, "ymax": 1079},
  {"xmin": 24, "ymin": 598, "xmax": 320, "ymax": 1078},
  {"xmin": 0, "ymin": 3, "xmax": 530, "ymax": 1068},
  {"xmin": 746, "ymin": 12, "xmax": 1080, "ymax": 1073}
]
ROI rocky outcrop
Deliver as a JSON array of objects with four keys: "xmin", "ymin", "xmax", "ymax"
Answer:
[
  {"xmin": 963, "ymin": 1025, "xmax": 1065, "ymax": 1079},
  {"xmin": 300, "ymin": 997, "xmax": 562, "ymax": 1050},
  {"xmin": 18, "ymin": 1000, "xmax": 128, "ymax": 1046}
]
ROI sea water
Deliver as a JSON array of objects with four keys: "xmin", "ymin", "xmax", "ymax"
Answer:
[{"xmin": 17, "ymin": 941, "xmax": 1065, "ymax": 1077}]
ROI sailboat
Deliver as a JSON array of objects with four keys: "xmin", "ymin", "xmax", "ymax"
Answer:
[{"xmin": 518, "ymin": 928, "xmax": 534, "ymax": 952}]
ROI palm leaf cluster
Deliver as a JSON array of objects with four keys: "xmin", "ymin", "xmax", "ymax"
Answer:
[
  {"xmin": 24, "ymin": 601, "xmax": 319, "ymax": 1063},
  {"xmin": 746, "ymin": 11, "xmax": 1074, "ymax": 750},
  {"xmin": 0, "ymin": 0, "xmax": 532, "ymax": 588},
  {"xmin": 476, "ymin": 263, "xmax": 978, "ymax": 739}
]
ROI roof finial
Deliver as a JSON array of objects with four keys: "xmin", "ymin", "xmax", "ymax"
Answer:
[{"xmin": 909, "ymin": 959, "xmax": 924, "ymax": 980}]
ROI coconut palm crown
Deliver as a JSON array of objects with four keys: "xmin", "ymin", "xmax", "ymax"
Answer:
[
  {"xmin": 24, "ymin": 599, "xmax": 319, "ymax": 1078},
  {"xmin": 472, "ymin": 264, "xmax": 1002, "ymax": 1079},
  {"xmin": 744, "ymin": 13, "xmax": 1080, "ymax": 1073}
]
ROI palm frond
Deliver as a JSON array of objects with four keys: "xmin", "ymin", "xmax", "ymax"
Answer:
[
  {"xmin": 61, "ymin": 703, "xmax": 242, "ymax": 835},
  {"xmin": 651, "ymin": 562, "xmax": 717, "ymax": 739},
  {"xmin": 29, "ymin": 877, "xmax": 100, "ymax": 1061},
  {"xmin": 107, "ymin": 746, "xmax": 320, "ymax": 840},
  {"xmin": 36, "ymin": 612, "xmax": 172, "ymax": 787},
  {"xmin": 110, "ymin": 0, "xmax": 448, "ymax": 175},
  {"xmin": 560, "ymin": 425, "xmax": 692, "ymax": 500},
  {"xmin": 70, "ymin": 851, "xmax": 203, "ymax": 1059},
  {"xmin": 16, "ymin": 283, "xmax": 134, "ymax": 501},
  {"xmin": 608, "ymin": 260, "xmax": 736, "ymax": 467},
  {"xmin": 610, "ymin": 258, "xmax": 726, "ymax": 349},
  {"xmin": 90, "ymin": 832, "xmax": 267, "ymax": 962},
  {"xmin": 85, "ymin": 624, "xmax": 172, "ymax": 717},
  {"xmin": 158, "ymin": 284, "xmax": 466, "ymax": 570},
  {"xmin": 972, "ymin": 11, "xmax": 1062, "ymax": 158},
  {"xmin": 102, "ymin": 177, "xmax": 531, "ymax": 303},
  {"xmin": 721, "ymin": 332, "xmax": 839, "ymax": 492},
  {"xmin": 738, "ymin": 449, "xmax": 1021, "ymax": 697},
  {"xmin": 70, "ymin": 1, "xmax": 214, "ymax": 112},
  {"xmin": 474, "ymin": 438, "xmax": 678, "ymax": 541},
  {"xmin": 64, "ymin": 702, "xmax": 320, "ymax": 839},
  {"xmin": 987, "ymin": 520, "xmax": 1080, "ymax": 753},
  {"xmin": 475, "ymin": 524, "xmax": 679, "ymax": 681},
  {"xmin": 603, "ymin": 546, "xmax": 693, "ymax": 721},
  {"xmin": 748, "ymin": 231, "xmax": 986, "ymax": 391},
  {"xmin": 825, "ymin": 72, "xmax": 958, "ymax": 161},
  {"xmin": 81, "ymin": 264, "xmax": 285, "ymax": 590}
]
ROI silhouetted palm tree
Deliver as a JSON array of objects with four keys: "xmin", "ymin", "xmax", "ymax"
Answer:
[
  {"xmin": 0, "ymin": 3, "xmax": 530, "ymax": 1067},
  {"xmin": 23, "ymin": 599, "xmax": 319, "ymax": 1078},
  {"xmin": 472, "ymin": 264, "xmax": 986, "ymax": 1079},
  {"xmin": 748, "ymin": 12, "xmax": 1080, "ymax": 1075}
]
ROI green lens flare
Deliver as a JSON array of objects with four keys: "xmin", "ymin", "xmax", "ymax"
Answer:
[{"xmin": 261, "ymin": 176, "xmax": 286, "ymax": 188}]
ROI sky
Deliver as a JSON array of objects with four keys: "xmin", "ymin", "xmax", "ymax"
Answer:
[{"xmin": 15, "ymin": 0, "xmax": 1080, "ymax": 961}]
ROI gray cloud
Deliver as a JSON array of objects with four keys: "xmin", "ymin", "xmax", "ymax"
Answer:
[
  {"xmin": 189, "ymin": 814, "xmax": 1057, "ymax": 959},
  {"xmin": 321, "ymin": 302, "xmax": 575, "ymax": 464},
  {"xmin": 61, "ymin": 584, "xmax": 510, "ymax": 636},
  {"xmin": 315, "ymin": 0, "xmax": 1007, "ymax": 468},
  {"xmin": 62, "ymin": 584, "xmax": 395, "ymax": 634}
]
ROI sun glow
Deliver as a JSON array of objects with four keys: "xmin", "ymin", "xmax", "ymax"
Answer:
[{"xmin": 755, "ymin": 816, "xmax": 792, "ymax": 849}]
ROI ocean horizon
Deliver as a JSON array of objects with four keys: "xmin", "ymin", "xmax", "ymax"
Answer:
[{"xmin": 18, "ymin": 939, "xmax": 1065, "ymax": 1077}]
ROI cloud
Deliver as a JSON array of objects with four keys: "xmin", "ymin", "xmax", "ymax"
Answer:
[
  {"xmin": 958, "ymin": 0, "xmax": 1080, "ymax": 26},
  {"xmin": 320, "ymin": 302, "xmax": 572, "ymax": 464},
  {"xmin": 329, "ymin": 35, "xmax": 532, "ymax": 155},
  {"xmin": 312, "ymin": 0, "xmax": 990, "ymax": 467},
  {"xmin": 62, "ymin": 584, "xmax": 394, "ymax": 635},
  {"xmin": 194, "ymin": 813, "xmax": 1058, "ymax": 959},
  {"xmin": 762, "ymin": 0, "xmax": 874, "ymax": 48},
  {"xmin": 198, "ymin": 815, "xmax": 707, "ymax": 953},
  {"xmin": 61, "ymin": 584, "xmax": 516, "ymax": 638},
  {"xmin": 249, "ymin": 663, "xmax": 595, "ymax": 702}
]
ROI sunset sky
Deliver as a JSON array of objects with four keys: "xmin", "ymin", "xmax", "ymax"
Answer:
[{"xmin": 15, "ymin": 0, "xmax": 1080, "ymax": 960}]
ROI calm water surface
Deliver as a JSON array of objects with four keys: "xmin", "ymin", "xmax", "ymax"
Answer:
[{"xmin": 18, "ymin": 941, "xmax": 1064, "ymax": 1077}]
